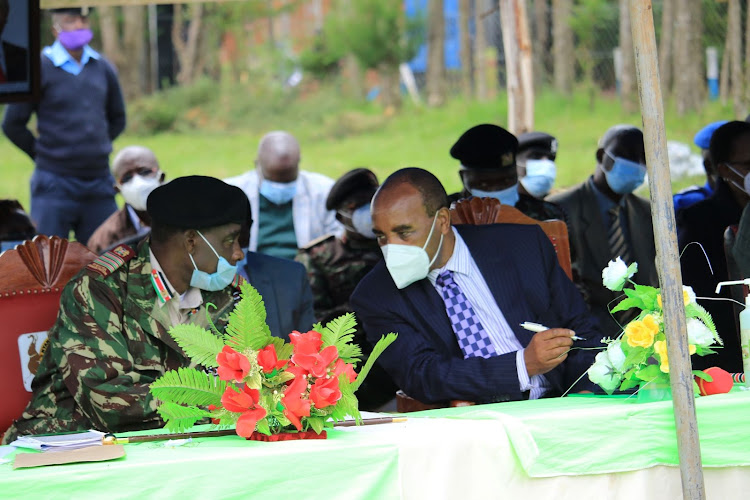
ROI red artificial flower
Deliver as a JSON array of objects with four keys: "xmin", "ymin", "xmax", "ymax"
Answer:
[
  {"xmin": 292, "ymin": 345, "xmax": 339, "ymax": 378},
  {"xmin": 282, "ymin": 374, "xmax": 311, "ymax": 431},
  {"xmin": 309, "ymin": 376, "xmax": 342, "ymax": 409},
  {"xmin": 289, "ymin": 330, "xmax": 323, "ymax": 355},
  {"xmin": 257, "ymin": 344, "xmax": 287, "ymax": 374},
  {"xmin": 207, "ymin": 404, "xmax": 220, "ymax": 424},
  {"xmin": 332, "ymin": 358, "xmax": 357, "ymax": 383},
  {"xmin": 216, "ymin": 345, "xmax": 251, "ymax": 382},
  {"xmin": 220, "ymin": 385, "xmax": 267, "ymax": 438}
]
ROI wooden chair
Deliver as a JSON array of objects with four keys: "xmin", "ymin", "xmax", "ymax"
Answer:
[
  {"xmin": 450, "ymin": 197, "xmax": 573, "ymax": 280},
  {"xmin": 0, "ymin": 236, "xmax": 97, "ymax": 435}
]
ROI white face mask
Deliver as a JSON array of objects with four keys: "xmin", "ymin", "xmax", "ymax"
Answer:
[
  {"xmin": 381, "ymin": 211, "xmax": 444, "ymax": 289},
  {"xmin": 119, "ymin": 173, "xmax": 162, "ymax": 211}
]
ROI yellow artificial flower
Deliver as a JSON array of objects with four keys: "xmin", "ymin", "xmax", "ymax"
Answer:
[
  {"xmin": 653, "ymin": 340, "xmax": 697, "ymax": 374},
  {"xmin": 625, "ymin": 314, "xmax": 659, "ymax": 348},
  {"xmin": 656, "ymin": 289, "xmax": 692, "ymax": 309}
]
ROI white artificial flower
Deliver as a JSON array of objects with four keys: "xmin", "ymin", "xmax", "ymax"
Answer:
[
  {"xmin": 601, "ymin": 257, "xmax": 638, "ymax": 292},
  {"xmin": 687, "ymin": 318, "xmax": 714, "ymax": 347},
  {"xmin": 587, "ymin": 351, "xmax": 622, "ymax": 394},
  {"xmin": 607, "ymin": 341, "xmax": 626, "ymax": 372},
  {"xmin": 683, "ymin": 286, "xmax": 696, "ymax": 305}
]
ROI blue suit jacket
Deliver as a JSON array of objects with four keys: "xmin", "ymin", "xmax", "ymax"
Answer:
[
  {"xmin": 350, "ymin": 224, "xmax": 602, "ymax": 404},
  {"xmin": 240, "ymin": 253, "xmax": 315, "ymax": 341}
]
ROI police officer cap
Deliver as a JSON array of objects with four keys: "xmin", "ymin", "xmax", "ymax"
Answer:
[
  {"xmin": 147, "ymin": 175, "xmax": 250, "ymax": 229},
  {"xmin": 450, "ymin": 124, "xmax": 518, "ymax": 170},
  {"xmin": 518, "ymin": 131, "xmax": 558, "ymax": 157},
  {"xmin": 693, "ymin": 120, "xmax": 728, "ymax": 150},
  {"xmin": 326, "ymin": 168, "xmax": 379, "ymax": 210},
  {"xmin": 50, "ymin": 7, "xmax": 91, "ymax": 16}
]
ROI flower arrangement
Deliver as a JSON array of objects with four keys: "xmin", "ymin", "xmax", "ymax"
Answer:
[
  {"xmin": 588, "ymin": 257, "xmax": 722, "ymax": 394},
  {"xmin": 149, "ymin": 283, "xmax": 397, "ymax": 438}
]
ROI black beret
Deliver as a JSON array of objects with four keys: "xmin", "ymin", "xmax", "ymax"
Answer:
[
  {"xmin": 50, "ymin": 7, "xmax": 91, "ymax": 16},
  {"xmin": 450, "ymin": 124, "xmax": 518, "ymax": 170},
  {"xmin": 326, "ymin": 168, "xmax": 379, "ymax": 210},
  {"xmin": 147, "ymin": 176, "xmax": 251, "ymax": 229},
  {"xmin": 518, "ymin": 131, "xmax": 558, "ymax": 156}
]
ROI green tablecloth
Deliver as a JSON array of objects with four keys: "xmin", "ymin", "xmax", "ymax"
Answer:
[{"xmin": 2, "ymin": 391, "xmax": 750, "ymax": 499}]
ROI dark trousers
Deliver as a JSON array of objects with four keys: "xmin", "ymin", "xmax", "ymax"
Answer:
[{"xmin": 30, "ymin": 169, "xmax": 117, "ymax": 244}]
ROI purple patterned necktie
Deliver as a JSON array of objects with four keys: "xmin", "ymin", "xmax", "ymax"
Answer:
[{"xmin": 436, "ymin": 270, "xmax": 497, "ymax": 359}]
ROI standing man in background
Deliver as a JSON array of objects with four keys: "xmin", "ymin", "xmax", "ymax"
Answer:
[
  {"xmin": 225, "ymin": 131, "xmax": 340, "ymax": 259},
  {"xmin": 2, "ymin": 7, "xmax": 126, "ymax": 243}
]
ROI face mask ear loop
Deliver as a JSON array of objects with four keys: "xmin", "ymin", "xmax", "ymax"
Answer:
[
  {"xmin": 188, "ymin": 253, "xmax": 199, "ymax": 270},
  {"xmin": 425, "ymin": 209, "xmax": 445, "ymax": 267},
  {"xmin": 196, "ymin": 230, "xmax": 221, "ymax": 259}
]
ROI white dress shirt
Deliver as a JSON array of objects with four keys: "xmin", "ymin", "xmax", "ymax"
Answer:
[{"xmin": 428, "ymin": 228, "xmax": 550, "ymax": 399}]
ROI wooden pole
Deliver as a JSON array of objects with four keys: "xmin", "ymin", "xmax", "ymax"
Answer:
[
  {"xmin": 498, "ymin": 0, "xmax": 534, "ymax": 134},
  {"xmin": 628, "ymin": 2, "xmax": 706, "ymax": 499}
]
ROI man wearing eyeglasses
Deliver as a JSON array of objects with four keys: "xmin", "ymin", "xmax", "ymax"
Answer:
[
  {"xmin": 87, "ymin": 146, "xmax": 164, "ymax": 254},
  {"xmin": 678, "ymin": 121, "xmax": 750, "ymax": 373},
  {"xmin": 548, "ymin": 125, "xmax": 658, "ymax": 337},
  {"xmin": 1, "ymin": 7, "xmax": 126, "ymax": 243}
]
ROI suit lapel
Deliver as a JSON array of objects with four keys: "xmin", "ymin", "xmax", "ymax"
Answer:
[
  {"xmin": 403, "ymin": 279, "xmax": 459, "ymax": 353},
  {"xmin": 579, "ymin": 181, "xmax": 612, "ymax": 271},
  {"xmin": 624, "ymin": 195, "xmax": 658, "ymax": 284},
  {"xmin": 244, "ymin": 254, "xmax": 282, "ymax": 338}
]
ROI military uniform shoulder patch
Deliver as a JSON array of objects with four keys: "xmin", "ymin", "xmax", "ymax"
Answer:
[
  {"xmin": 231, "ymin": 273, "xmax": 246, "ymax": 289},
  {"xmin": 86, "ymin": 244, "xmax": 137, "ymax": 277},
  {"xmin": 301, "ymin": 233, "xmax": 335, "ymax": 250}
]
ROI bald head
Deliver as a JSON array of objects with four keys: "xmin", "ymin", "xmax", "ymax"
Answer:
[
  {"xmin": 112, "ymin": 146, "xmax": 161, "ymax": 184},
  {"xmin": 256, "ymin": 131, "xmax": 301, "ymax": 183}
]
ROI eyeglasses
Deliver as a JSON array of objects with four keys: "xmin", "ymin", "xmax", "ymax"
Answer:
[{"xmin": 119, "ymin": 167, "xmax": 159, "ymax": 184}]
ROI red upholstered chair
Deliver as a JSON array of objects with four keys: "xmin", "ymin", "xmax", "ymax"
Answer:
[{"xmin": 0, "ymin": 236, "xmax": 97, "ymax": 435}]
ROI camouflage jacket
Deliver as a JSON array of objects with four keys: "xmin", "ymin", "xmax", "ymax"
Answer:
[{"xmin": 2, "ymin": 240, "xmax": 241, "ymax": 444}]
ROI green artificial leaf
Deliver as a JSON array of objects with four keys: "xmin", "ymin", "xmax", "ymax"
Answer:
[
  {"xmin": 256, "ymin": 418, "xmax": 271, "ymax": 436},
  {"xmin": 307, "ymin": 416, "xmax": 326, "ymax": 435},
  {"xmin": 320, "ymin": 313, "xmax": 361, "ymax": 363},
  {"xmin": 157, "ymin": 401, "xmax": 211, "ymax": 432},
  {"xmin": 351, "ymin": 333, "xmax": 398, "ymax": 391},
  {"xmin": 619, "ymin": 377, "xmax": 640, "ymax": 391},
  {"xmin": 685, "ymin": 303, "xmax": 722, "ymax": 344},
  {"xmin": 150, "ymin": 367, "xmax": 228, "ymax": 407},
  {"xmin": 168, "ymin": 323, "xmax": 225, "ymax": 368},
  {"xmin": 622, "ymin": 345, "xmax": 649, "ymax": 368},
  {"xmin": 635, "ymin": 364, "xmax": 662, "ymax": 382},
  {"xmin": 611, "ymin": 297, "xmax": 643, "ymax": 314},
  {"xmin": 270, "ymin": 336, "xmax": 294, "ymax": 361},
  {"xmin": 224, "ymin": 283, "xmax": 273, "ymax": 351},
  {"xmin": 693, "ymin": 380, "xmax": 701, "ymax": 396},
  {"xmin": 693, "ymin": 370, "xmax": 713, "ymax": 382},
  {"xmin": 632, "ymin": 284, "xmax": 659, "ymax": 310}
]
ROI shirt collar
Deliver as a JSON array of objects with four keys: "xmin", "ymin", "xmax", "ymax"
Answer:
[
  {"xmin": 149, "ymin": 248, "xmax": 203, "ymax": 310},
  {"xmin": 428, "ymin": 227, "xmax": 471, "ymax": 285},
  {"xmin": 45, "ymin": 39, "xmax": 100, "ymax": 68},
  {"xmin": 588, "ymin": 175, "xmax": 626, "ymax": 210}
]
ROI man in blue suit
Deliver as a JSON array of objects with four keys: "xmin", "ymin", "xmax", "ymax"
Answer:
[{"xmin": 351, "ymin": 168, "xmax": 601, "ymax": 404}]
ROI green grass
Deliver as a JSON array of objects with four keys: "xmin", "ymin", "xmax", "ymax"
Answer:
[{"xmin": 0, "ymin": 88, "xmax": 734, "ymax": 211}]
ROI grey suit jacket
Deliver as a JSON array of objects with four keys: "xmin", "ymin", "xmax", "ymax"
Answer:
[
  {"xmin": 239, "ymin": 252, "xmax": 315, "ymax": 340},
  {"xmin": 548, "ymin": 177, "xmax": 658, "ymax": 336}
]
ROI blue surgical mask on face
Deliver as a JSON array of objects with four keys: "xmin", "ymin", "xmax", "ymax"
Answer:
[
  {"xmin": 351, "ymin": 204, "xmax": 376, "ymax": 239},
  {"xmin": 188, "ymin": 231, "xmax": 238, "ymax": 291},
  {"xmin": 520, "ymin": 159, "xmax": 556, "ymax": 198},
  {"xmin": 260, "ymin": 179, "xmax": 297, "ymax": 205},
  {"xmin": 470, "ymin": 183, "xmax": 520, "ymax": 206},
  {"xmin": 603, "ymin": 151, "xmax": 647, "ymax": 194}
]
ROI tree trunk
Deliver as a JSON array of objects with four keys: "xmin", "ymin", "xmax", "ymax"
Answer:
[
  {"xmin": 458, "ymin": 0, "xmax": 473, "ymax": 98},
  {"xmin": 728, "ymin": 0, "xmax": 745, "ymax": 117},
  {"xmin": 552, "ymin": 0, "xmax": 574, "ymax": 94},
  {"xmin": 122, "ymin": 6, "xmax": 147, "ymax": 99},
  {"xmin": 658, "ymin": 0, "xmax": 673, "ymax": 95},
  {"xmin": 674, "ymin": 0, "xmax": 704, "ymax": 115},
  {"xmin": 378, "ymin": 63, "xmax": 402, "ymax": 110},
  {"xmin": 720, "ymin": 7, "xmax": 731, "ymax": 105},
  {"xmin": 499, "ymin": 0, "xmax": 534, "ymax": 134},
  {"xmin": 172, "ymin": 3, "xmax": 204, "ymax": 85},
  {"xmin": 98, "ymin": 6, "xmax": 122, "ymax": 69},
  {"xmin": 426, "ymin": 0, "xmax": 446, "ymax": 107},
  {"xmin": 618, "ymin": 0, "xmax": 636, "ymax": 113},
  {"xmin": 745, "ymin": 0, "xmax": 750, "ymax": 112},
  {"xmin": 532, "ymin": 0, "xmax": 550, "ymax": 88},
  {"xmin": 473, "ymin": 0, "xmax": 488, "ymax": 101}
]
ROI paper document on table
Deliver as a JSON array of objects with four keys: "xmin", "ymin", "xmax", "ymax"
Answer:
[
  {"xmin": 10, "ymin": 430, "xmax": 106, "ymax": 451},
  {"xmin": 13, "ymin": 444, "xmax": 125, "ymax": 469}
]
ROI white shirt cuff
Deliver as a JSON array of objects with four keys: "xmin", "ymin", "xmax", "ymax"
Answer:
[{"xmin": 516, "ymin": 349, "xmax": 533, "ymax": 392}]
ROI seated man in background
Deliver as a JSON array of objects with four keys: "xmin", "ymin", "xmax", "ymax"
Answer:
[
  {"xmin": 2, "ymin": 176, "xmax": 248, "ymax": 443},
  {"xmin": 678, "ymin": 121, "xmax": 750, "ymax": 373},
  {"xmin": 297, "ymin": 168, "xmax": 397, "ymax": 409},
  {"xmin": 549, "ymin": 125, "xmax": 658, "ymax": 338},
  {"xmin": 448, "ymin": 124, "xmax": 568, "ymax": 225},
  {"xmin": 673, "ymin": 120, "xmax": 726, "ymax": 212},
  {"xmin": 516, "ymin": 131, "xmax": 558, "ymax": 200},
  {"xmin": 225, "ymin": 131, "xmax": 340, "ymax": 260},
  {"xmin": 351, "ymin": 168, "xmax": 601, "ymax": 405},
  {"xmin": 0, "ymin": 199, "xmax": 36, "ymax": 252},
  {"xmin": 87, "ymin": 146, "xmax": 165, "ymax": 253}
]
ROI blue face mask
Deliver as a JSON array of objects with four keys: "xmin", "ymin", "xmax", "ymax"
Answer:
[
  {"xmin": 350, "ymin": 204, "xmax": 376, "ymax": 239},
  {"xmin": 603, "ymin": 151, "xmax": 647, "ymax": 194},
  {"xmin": 471, "ymin": 183, "xmax": 520, "ymax": 206},
  {"xmin": 260, "ymin": 179, "xmax": 297, "ymax": 205},
  {"xmin": 520, "ymin": 159, "xmax": 556, "ymax": 198},
  {"xmin": 189, "ymin": 231, "xmax": 238, "ymax": 291}
]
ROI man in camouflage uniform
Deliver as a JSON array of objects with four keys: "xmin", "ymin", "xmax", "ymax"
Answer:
[
  {"xmin": 2, "ymin": 176, "xmax": 249, "ymax": 443},
  {"xmin": 447, "ymin": 124, "xmax": 570, "ymax": 226},
  {"xmin": 296, "ymin": 168, "xmax": 396, "ymax": 410}
]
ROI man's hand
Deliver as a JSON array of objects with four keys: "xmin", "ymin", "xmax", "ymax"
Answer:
[{"xmin": 523, "ymin": 328, "xmax": 574, "ymax": 377}]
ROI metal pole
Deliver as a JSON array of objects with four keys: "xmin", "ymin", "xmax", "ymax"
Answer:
[{"xmin": 628, "ymin": 2, "xmax": 705, "ymax": 499}]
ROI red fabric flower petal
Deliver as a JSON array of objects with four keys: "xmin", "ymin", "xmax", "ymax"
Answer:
[
  {"xmin": 332, "ymin": 359, "xmax": 358, "ymax": 383},
  {"xmin": 257, "ymin": 344, "xmax": 281, "ymax": 374},
  {"xmin": 217, "ymin": 345, "xmax": 251, "ymax": 382},
  {"xmin": 289, "ymin": 330, "xmax": 323, "ymax": 355},
  {"xmin": 309, "ymin": 376, "xmax": 342, "ymax": 408},
  {"xmin": 221, "ymin": 385, "xmax": 261, "ymax": 413},
  {"xmin": 235, "ymin": 407, "xmax": 267, "ymax": 438},
  {"xmin": 292, "ymin": 345, "xmax": 339, "ymax": 379}
]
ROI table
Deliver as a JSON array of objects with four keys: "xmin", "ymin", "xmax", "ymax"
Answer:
[{"xmin": 3, "ymin": 391, "xmax": 750, "ymax": 499}]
